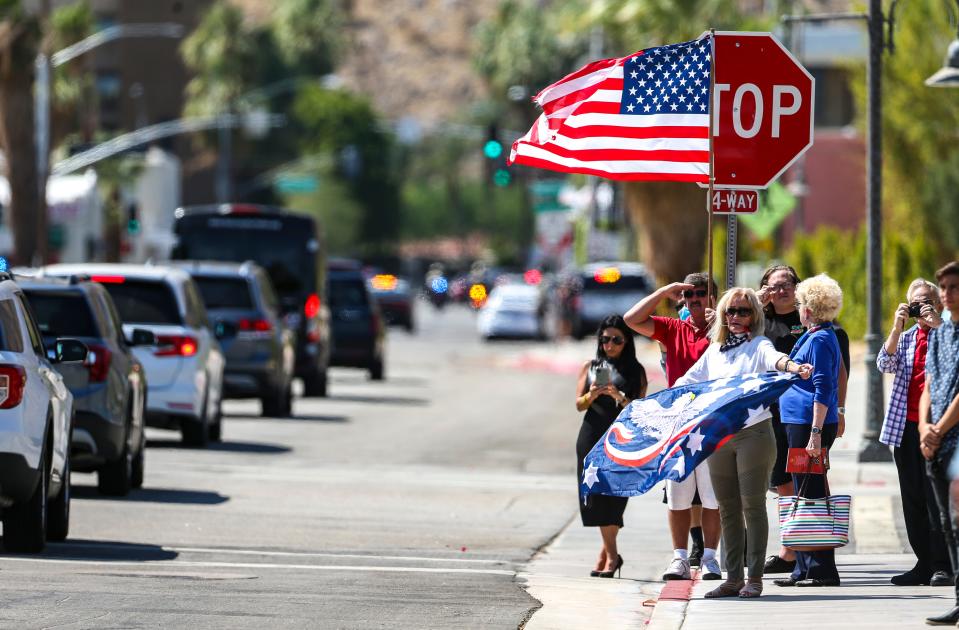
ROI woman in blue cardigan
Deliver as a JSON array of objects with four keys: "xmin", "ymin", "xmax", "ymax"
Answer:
[{"xmin": 774, "ymin": 273, "xmax": 845, "ymax": 588}]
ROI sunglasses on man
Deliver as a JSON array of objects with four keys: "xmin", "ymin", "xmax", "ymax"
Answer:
[
  {"xmin": 682, "ymin": 289, "xmax": 709, "ymax": 299},
  {"xmin": 599, "ymin": 335, "xmax": 625, "ymax": 345}
]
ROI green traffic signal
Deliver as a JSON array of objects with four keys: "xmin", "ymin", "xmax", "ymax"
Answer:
[
  {"xmin": 493, "ymin": 168, "xmax": 512, "ymax": 187},
  {"xmin": 483, "ymin": 139, "xmax": 503, "ymax": 159},
  {"xmin": 127, "ymin": 218, "xmax": 141, "ymax": 235}
]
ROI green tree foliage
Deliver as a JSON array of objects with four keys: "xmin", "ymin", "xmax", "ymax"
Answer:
[
  {"xmin": 849, "ymin": 0, "xmax": 959, "ymax": 254},
  {"xmin": 50, "ymin": 1, "xmax": 93, "ymax": 145},
  {"xmin": 785, "ymin": 225, "xmax": 939, "ymax": 338},
  {"xmin": 293, "ymin": 86, "xmax": 401, "ymax": 255},
  {"xmin": 271, "ymin": 0, "xmax": 343, "ymax": 77}
]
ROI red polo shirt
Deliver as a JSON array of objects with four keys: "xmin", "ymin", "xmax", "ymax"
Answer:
[
  {"xmin": 650, "ymin": 316, "xmax": 711, "ymax": 386},
  {"xmin": 906, "ymin": 327, "xmax": 928, "ymax": 422}
]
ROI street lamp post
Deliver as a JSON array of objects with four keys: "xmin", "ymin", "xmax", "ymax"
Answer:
[{"xmin": 34, "ymin": 22, "xmax": 185, "ymax": 238}]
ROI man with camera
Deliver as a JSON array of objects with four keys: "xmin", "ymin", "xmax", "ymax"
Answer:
[
  {"xmin": 877, "ymin": 279, "xmax": 948, "ymax": 588},
  {"xmin": 625, "ymin": 272, "xmax": 720, "ymax": 582}
]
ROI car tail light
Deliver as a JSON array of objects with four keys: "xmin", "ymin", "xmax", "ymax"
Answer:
[
  {"xmin": 239, "ymin": 318, "xmax": 273, "ymax": 332},
  {"xmin": 84, "ymin": 345, "xmax": 112, "ymax": 383},
  {"xmin": 304, "ymin": 293, "xmax": 321, "ymax": 319},
  {"xmin": 154, "ymin": 335, "xmax": 198, "ymax": 357},
  {"xmin": 90, "ymin": 275, "xmax": 126, "ymax": 284},
  {"xmin": 0, "ymin": 365, "xmax": 26, "ymax": 409}
]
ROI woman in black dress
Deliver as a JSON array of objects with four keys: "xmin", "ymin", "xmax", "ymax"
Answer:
[{"xmin": 575, "ymin": 315, "xmax": 648, "ymax": 578}]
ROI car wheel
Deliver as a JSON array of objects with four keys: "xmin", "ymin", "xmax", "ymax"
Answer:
[
  {"xmin": 4, "ymin": 445, "xmax": 48, "ymax": 553},
  {"xmin": 369, "ymin": 357, "xmax": 385, "ymax": 381},
  {"xmin": 280, "ymin": 382, "xmax": 293, "ymax": 417},
  {"xmin": 181, "ymin": 391, "xmax": 209, "ymax": 448},
  {"xmin": 303, "ymin": 367, "xmax": 328, "ymax": 398},
  {"xmin": 47, "ymin": 450, "xmax": 70, "ymax": 542},
  {"xmin": 208, "ymin": 399, "xmax": 223, "ymax": 442},
  {"xmin": 98, "ymin": 428, "xmax": 132, "ymax": 497},
  {"xmin": 404, "ymin": 320, "xmax": 415, "ymax": 333}
]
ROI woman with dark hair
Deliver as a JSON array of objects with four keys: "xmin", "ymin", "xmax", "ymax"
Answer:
[{"xmin": 575, "ymin": 314, "xmax": 648, "ymax": 578}]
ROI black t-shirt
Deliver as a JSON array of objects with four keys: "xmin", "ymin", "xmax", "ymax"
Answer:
[
  {"xmin": 833, "ymin": 323, "xmax": 851, "ymax": 374},
  {"xmin": 764, "ymin": 308, "xmax": 805, "ymax": 355}
]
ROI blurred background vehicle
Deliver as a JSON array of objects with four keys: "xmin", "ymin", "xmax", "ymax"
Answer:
[
  {"xmin": 42, "ymin": 264, "xmax": 225, "ymax": 448},
  {"xmin": 20, "ymin": 277, "xmax": 151, "ymax": 496},
  {"xmin": 564, "ymin": 262, "xmax": 654, "ymax": 340},
  {"xmin": 367, "ymin": 273, "xmax": 415, "ymax": 333},
  {"xmin": 173, "ymin": 261, "xmax": 296, "ymax": 418},
  {"xmin": 477, "ymin": 283, "xmax": 549, "ymax": 341},
  {"xmin": 170, "ymin": 204, "xmax": 331, "ymax": 397},
  {"xmin": 328, "ymin": 259, "xmax": 386, "ymax": 380},
  {"xmin": 424, "ymin": 262, "xmax": 450, "ymax": 311},
  {"xmin": 0, "ymin": 274, "xmax": 85, "ymax": 552}
]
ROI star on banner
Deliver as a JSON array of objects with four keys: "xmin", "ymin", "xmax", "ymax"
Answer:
[
  {"xmin": 740, "ymin": 377, "xmax": 766, "ymax": 393},
  {"xmin": 686, "ymin": 429, "xmax": 705, "ymax": 455},
  {"xmin": 744, "ymin": 405, "xmax": 770, "ymax": 428},
  {"xmin": 583, "ymin": 462, "xmax": 600, "ymax": 488}
]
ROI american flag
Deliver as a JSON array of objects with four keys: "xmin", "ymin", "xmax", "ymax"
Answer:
[{"xmin": 509, "ymin": 37, "xmax": 712, "ymax": 182}]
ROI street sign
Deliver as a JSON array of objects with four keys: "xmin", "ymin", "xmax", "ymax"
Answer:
[
  {"xmin": 710, "ymin": 189, "xmax": 759, "ymax": 214},
  {"xmin": 712, "ymin": 32, "xmax": 815, "ymax": 189},
  {"xmin": 274, "ymin": 174, "xmax": 318, "ymax": 194}
]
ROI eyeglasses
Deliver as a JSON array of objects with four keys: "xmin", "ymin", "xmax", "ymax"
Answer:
[
  {"xmin": 682, "ymin": 289, "xmax": 709, "ymax": 299},
  {"xmin": 725, "ymin": 307, "xmax": 753, "ymax": 318},
  {"xmin": 766, "ymin": 282, "xmax": 795, "ymax": 293},
  {"xmin": 599, "ymin": 335, "xmax": 625, "ymax": 345}
]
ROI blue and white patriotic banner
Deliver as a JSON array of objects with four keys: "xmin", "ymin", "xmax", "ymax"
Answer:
[
  {"xmin": 582, "ymin": 372, "xmax": 798, "ymax": 498},
  {"xmin": 509, "ymin": 36, "xmax": 712, "ymax": 182}
]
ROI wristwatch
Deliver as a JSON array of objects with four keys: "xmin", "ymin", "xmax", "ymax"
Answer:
[
  {"xmin": 810, "ymin": 426, "xmax": 822, "ymax": 435},
  {"xmin": 838, "ymin": 406, "xmax": 847, "ymax": 414}
]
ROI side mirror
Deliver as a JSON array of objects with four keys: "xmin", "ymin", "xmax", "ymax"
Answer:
[
  {"xmin": 130, "ymin": 328, "xmax": 157, "ymax": 346},
  {"xmin": 214, "ymin": 320, "xmax": 237, "ymax": 340},
  {"xmin": 53, "ymin": 338, "xmax": 89, "ymax": 363}
]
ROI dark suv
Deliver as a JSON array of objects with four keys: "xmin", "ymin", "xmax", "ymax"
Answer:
[
  {"xmin": 19, "ymin": 277, "xmax": 153, "ymax": 496},
  {"xmin": 170, "ymin": 204, "xmax": 331, "ymax": 397},
  {"xmin": 329, "ymin": 259, "xmax": 386, "ymax": 380},
  {"xmin": 174, "ymin": 261, "xmax": 295, "ymax": 417}
]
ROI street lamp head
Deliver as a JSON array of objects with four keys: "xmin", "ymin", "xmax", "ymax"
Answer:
[{"xmin": 926, "ymin": 37, "xmax": 959, "ymax": 87}]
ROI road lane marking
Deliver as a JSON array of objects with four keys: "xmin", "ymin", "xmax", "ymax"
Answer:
[
  {"xmin": 0, "ymin": 557, "xmax": 515, "ymax": 575},
  {"xmin": 51, "ymin": 542, "xmax": 512, "ymax": 565}
]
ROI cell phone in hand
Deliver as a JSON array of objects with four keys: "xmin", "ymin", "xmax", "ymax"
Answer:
[{"xmin": 595, "ymin": 365, "xmax": 612, "ymax": 387}]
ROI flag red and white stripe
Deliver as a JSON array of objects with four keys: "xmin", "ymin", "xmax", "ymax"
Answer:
[{"xmin": 508, "ymin": 41, "xmax": 711, "ymax": 182}]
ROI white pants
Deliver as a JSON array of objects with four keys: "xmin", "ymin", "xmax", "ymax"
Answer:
[{"xmin": 666, "ymin": 467, "xmax": 718, "ymax": 510}]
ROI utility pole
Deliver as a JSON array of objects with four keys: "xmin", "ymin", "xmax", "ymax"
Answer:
[{"xmin": 859, "ymin": 0, "xmax": 889, "ymax": 461}]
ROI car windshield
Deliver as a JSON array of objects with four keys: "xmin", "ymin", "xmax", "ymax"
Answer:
[
  {"xmin": 23, "ymin": 291, "xmax": 99, "ymax": 338},
  {"xmin": 193, "ymin": 276, "xmax": 254, "ymax": 310},
  {"xmin": 582, "ymin": 274, "xmax": 649, "ymax": 293},
  {"xmin": 329, "ymin": 278, "xmax": 368, "ymax": 309},
  {"xmin": 173, "ymin": 215, "xmax": 316, "ymax": 298},
  {"xmin": 100, "ymin": 280, "xmax": 182, "ymax": 325}
]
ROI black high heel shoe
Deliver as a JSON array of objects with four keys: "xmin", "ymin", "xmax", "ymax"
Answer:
[{"xmin": 598, "ymin": 555, "xmax": 624, "ymax": 578}]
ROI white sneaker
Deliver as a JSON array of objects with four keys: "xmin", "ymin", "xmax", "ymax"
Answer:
[
  {"xmin": 701, "ymin": 557, "xmax": 722, "ymax": 580},
  {"xmin": 663, "ymin": 557, "xmax": 691, "ymax": 581}
]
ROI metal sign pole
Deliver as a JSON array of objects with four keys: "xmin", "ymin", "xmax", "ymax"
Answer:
[
  {"xmin": 706, "ymin": 29, "xmax": 717, "ymax": 303},
  {"xmin": 725, "ymin": 214, "xmax": 738, "ymax": 290}
]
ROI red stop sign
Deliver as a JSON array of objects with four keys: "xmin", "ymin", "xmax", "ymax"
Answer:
[{"xmin": 712, "ymin": 32, "xmax": 814, "ymax": 189}]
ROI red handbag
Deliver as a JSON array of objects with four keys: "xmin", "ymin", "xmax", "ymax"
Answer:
[{"xmin": 785, "ymin": 447, "xmax": 829, "ymax": 475}]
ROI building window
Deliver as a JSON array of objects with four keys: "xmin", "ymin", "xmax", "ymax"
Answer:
[{"xmin": 811, "ymin": 67, "xmax": 855, "ymax": 128}]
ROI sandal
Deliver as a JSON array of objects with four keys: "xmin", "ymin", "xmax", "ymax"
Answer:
[
  {"xmin": 739, "ymin": 579, "xmax": 763, "ymax": 598},
  {"xmin": 704, "ymin": 580, "xmax": 745, "ymax": 599}
]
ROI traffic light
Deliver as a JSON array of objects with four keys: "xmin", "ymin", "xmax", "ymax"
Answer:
[
  {"xmin": 484, "ymin": 124, "xmax": 512, "ymax": 187},
  {"xmin": 126, "ymin": 203, "xmax": 140, "ymax": 235}
]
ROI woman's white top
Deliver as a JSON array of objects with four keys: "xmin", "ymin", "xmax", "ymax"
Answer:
[{"xmin": 673, "ymin": 335, "xmax": 787, "ymax": 388}]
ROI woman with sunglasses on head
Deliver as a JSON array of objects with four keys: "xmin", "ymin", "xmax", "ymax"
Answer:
[
  {"xmin": 575, "ymin": 314, "xmax": 648, "ymax": 578},
  {"xmin": 672, "ymin": 288, "xmax": 812, "ymax": 599}
]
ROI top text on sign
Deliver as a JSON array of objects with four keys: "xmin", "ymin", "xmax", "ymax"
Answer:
[{"xmin": 711, "ymin": 32, "xmax": 815, "ymax": 189}]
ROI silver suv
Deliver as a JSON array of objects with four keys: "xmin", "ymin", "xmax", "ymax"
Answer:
[{"xmin": 0, "ymin": 273, "xmax": 86, "ymax": 552}]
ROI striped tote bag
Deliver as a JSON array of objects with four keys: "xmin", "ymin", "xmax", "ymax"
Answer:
[{"xmin": 778, "ymin": 493, "xmax": 851, "ymax": 551}]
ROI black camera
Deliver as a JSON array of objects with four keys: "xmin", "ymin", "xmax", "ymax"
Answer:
[{"xmin": 908, "ymin": 303, "xmax": 924, "ymax": 318}]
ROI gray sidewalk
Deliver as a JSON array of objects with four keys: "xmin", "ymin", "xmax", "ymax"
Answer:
[{"xmin": 519, "ymin": 344, "xmax": 956, "ymax": 628}]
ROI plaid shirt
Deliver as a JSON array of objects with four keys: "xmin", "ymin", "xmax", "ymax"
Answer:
[{"xmin": 876, "ymin": 325, "xmax": 921, "ymax": 447}]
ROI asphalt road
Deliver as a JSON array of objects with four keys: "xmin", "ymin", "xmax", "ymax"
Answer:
[{"xmin": 0, "ymin": 302, "xmax": 586, "ymax": 629}]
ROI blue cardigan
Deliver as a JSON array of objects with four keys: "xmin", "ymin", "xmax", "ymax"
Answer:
[{"xmin": 780, "ymin": 323, "xmax": 841, "ymax": 425}]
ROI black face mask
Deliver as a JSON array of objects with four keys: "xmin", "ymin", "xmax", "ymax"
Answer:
[{"xmin": 720, "ymin": 332, "xmax": 749, "ymax": 353}]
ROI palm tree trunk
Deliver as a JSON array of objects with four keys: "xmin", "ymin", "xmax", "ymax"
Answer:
[
  {"xmin": 624, "ymin": 181, "xmax": 709, "ymax": 285},
  {"xmin": 0, "ymin": 15, "xmax": 43, "ymax": 266}
]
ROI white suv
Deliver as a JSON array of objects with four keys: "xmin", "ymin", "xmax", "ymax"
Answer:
[
  {"xmin": 0, "ymin": 273, "xmax": 85, "ymax": 552},
  {"xmin": 43, "ymin": 264, "xmax": 225, "ymax": 447}
]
